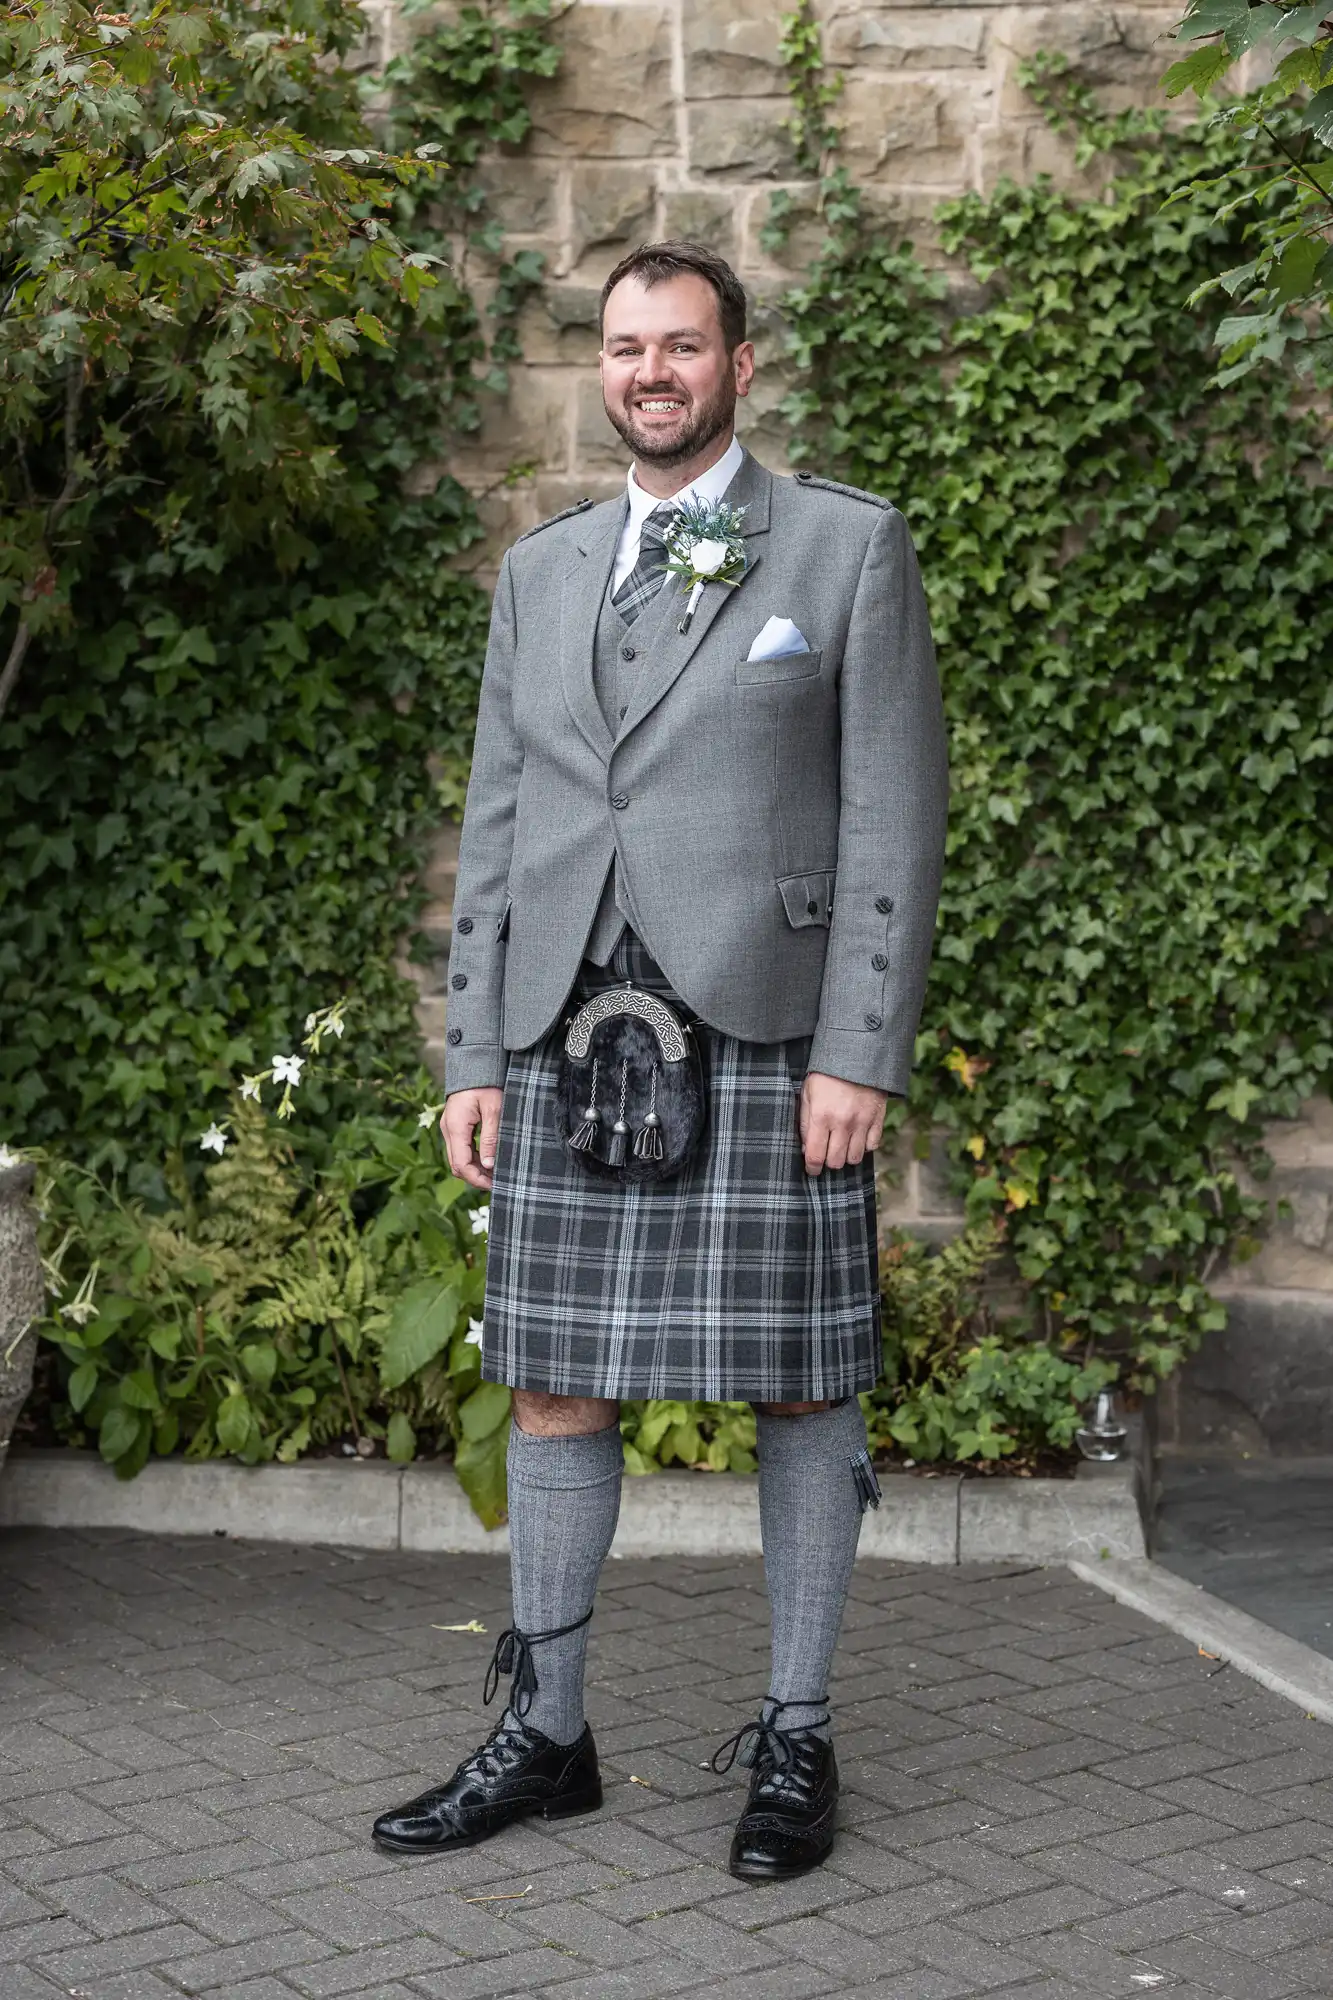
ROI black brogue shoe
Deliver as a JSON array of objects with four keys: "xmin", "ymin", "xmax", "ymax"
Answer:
[
  {"xmin": 372, "ymin": 1711, "xmax": 602, "ymax": 1854},
  {"xmin": 714, "ymin": 1706, "xmax": 839, "ymax": 1883}
]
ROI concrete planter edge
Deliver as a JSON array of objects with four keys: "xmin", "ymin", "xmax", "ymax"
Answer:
[{"xmin": 0, "ymin": 1448, "xmax": 1147, "ymax": 1562}]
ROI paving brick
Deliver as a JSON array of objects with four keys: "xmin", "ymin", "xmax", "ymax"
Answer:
[
  {"xmin": 411, "ymin": 1948, "xmax": 596, "ymax": 1997},
  {"xmin": 1142, "ymin": 1934, "xmax": 1308, "ymax": 1998}
]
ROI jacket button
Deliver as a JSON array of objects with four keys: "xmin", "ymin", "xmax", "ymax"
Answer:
[
  {"xmin": 611, "ymin": 792, "xmax": 629, "ymax": 809},
  {"xmin": 620, "ymin": 643, "xmax": 636, "ymax": 661},
  {"xmin": 446, "ymin": 1027, "xmax": 463, "ymax": 1046},
  {"xmin": 451, "ymin": 973, "xmax": 468, "ymax": 990},
  {"xmin": 875, "ymin": 895, "xmax": 893, "ymax": 914},
  {"xmin": 864, "ymin": 1012, "xmax": 883, "ymax": 1031},
  {"xmin": 806, "ymin": 899, "xmax": 819, "ymax": 916},
  {"xmin": 455, "ymin": 916, "xmax": 473, "ymax": 935},
  {"xmin": 872, "ymin": 952, "xmax": 888, "ymax": 971}
]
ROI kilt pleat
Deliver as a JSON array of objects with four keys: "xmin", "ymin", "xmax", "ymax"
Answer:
[{"xmin": 480, "ymin": 931, "xmax": 881, "ymax": 1403}]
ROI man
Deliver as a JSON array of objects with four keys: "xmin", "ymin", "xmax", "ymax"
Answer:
[{"xmin": 373, "ymin": 242, "xmax": 947, "ymax": 1881}]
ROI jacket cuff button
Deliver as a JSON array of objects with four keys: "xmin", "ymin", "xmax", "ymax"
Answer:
[
  {"xmin": 447, "ymin": 1027, "xmax": 463, "ymax": 1046},
  {"xmin": 875, "ymin": 895, "xmax": 893, "ymax": 914},
  {"xmin": 872, "ymin": 952, "xmax": 888, "ymax": 971},
  {"xmin": 864, "ymin": 1012, "xmax": 883, "ymax": 1031},
  {"xmin": 455, "ymin": 916, "xmax": 474, "ymax": 934},
  {"xmin": 451, "ymin": 973, "xmax": 468, "ymax": 990}
]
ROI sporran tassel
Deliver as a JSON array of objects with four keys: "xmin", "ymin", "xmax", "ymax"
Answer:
[
  {"xmin": 569, "ymin": 1056, "xmax": 600, "ymax": 1153},
  {"xmin": 633, "ymin": 1063, "xmax": 664, "ymax": 1160},
  {"xmin": 606, "ymin": 1057, "xmax": 630, "ymax": 1167},
  {"xmin": 851, "ymin": 1449, "xmax": 882, "ymax": 1514}
]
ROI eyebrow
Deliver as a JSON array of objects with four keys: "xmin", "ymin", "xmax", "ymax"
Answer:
[{"xmin": 604, "ymin": 326, "xmax": 708, "ymax": 344}]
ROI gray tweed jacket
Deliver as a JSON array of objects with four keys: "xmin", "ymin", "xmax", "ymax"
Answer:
[{"xmin": 443, "ymin": 447, "xmax": 948, "ymax": 1098}]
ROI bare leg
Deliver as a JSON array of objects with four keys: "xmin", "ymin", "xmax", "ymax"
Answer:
[{"xmin": 512, "ymin": 1388, "xmax": 619, "ymax": 1436}]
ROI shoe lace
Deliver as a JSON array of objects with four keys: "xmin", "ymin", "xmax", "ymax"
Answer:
[
  {"xmin": 455, "ymin": 1711, "xmax": 538, "ymax": 1784},
  {"xmin": 709, "ymin": 1697, "xmax": 831, "ymax": 1779},
  {"xmin": 481, "ymin": 1606, "xmax": 594, "ymax": 1719}
]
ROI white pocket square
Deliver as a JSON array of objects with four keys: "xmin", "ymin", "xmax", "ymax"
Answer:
[{"xmin": 747, "ymin": 615, "xmax": 810, "ymax": 662}]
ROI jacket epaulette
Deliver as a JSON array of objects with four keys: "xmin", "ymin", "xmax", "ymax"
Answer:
[
  {"xmin": 515, "ymin": 497, "xmax": 595, "ymax": 543},
  {"xmin": 792, "ymin": 471, "xmax": 895, "ymax": 510}
]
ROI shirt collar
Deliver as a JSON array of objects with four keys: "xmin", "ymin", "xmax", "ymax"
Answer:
[{"xmin": 625, "ymin": 433, "xmax": 745, "ymax": 531}]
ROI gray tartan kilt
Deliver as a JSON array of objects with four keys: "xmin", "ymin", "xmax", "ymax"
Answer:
[{"xmin": 480, "ymin": 930, "xmax": 882, "ymax": 1403}]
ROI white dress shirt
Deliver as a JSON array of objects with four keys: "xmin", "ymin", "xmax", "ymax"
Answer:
[{"xmin": 610, "ymin": 433, "xmax": 745, "ymax": 597}]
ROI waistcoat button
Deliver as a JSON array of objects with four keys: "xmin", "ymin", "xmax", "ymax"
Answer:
[
  {"xmin": 871, "ymin": 952, "xmax": 888, "ymax": 971},
  {"xmin": 611, "ymin": 792, "xmax": 629, "ymax": 809},
  {"xmin": 864, "ymin": 1012, "xmax": 883, "ymax": 1031},
  {"xmin": 875, "ymin": 895, "xmax": 894, "ymax": 914},
  {"xmin": 446, "ymin": 1027, "xmax": 462, "ymax": 1045},
  {"xmin": 455, "ymin": 916, "xmax": 473, "ymax": 934},
  {"xmin": 621, "ymin": 643, "xmax": 636, "ymax": 661},
  {"xmin": 451, "ymin": 973, "xmax": 468, "ymax": 990}
]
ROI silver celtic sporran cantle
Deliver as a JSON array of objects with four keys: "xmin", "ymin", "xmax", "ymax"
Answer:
[{"xmin": 556, "ymin": 983, "xmax": 706, "ymax": 1184}]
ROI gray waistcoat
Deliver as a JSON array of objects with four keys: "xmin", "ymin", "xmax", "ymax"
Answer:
[{"xmin": 584, "ymin": 570, "xmax": 685, "ymax": 965}]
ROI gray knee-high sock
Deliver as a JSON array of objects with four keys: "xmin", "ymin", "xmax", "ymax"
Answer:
[
  {"xmin": 502, "ymin": 1421, "xmax": 623, "ymax": 1746},
  {"xmin": 755, "ymin": 1399, "xmax": 879, "ymax": 1741}
]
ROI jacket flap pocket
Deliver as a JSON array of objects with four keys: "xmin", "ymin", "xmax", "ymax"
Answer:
[
  {"xmin": 777, "ymin": 870, "xmax": 835, "ymax": 929},
  {"xmin": 736, "ymin": 648, "xmax": 823, "ymax": 686}
]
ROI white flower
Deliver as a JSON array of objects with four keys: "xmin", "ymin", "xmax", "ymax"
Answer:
[
  {"xmin": 465, "ymin": 1318, "xmax": 484, "ymax": 1346},
  {"xmin": 470, "ymin": 1205, "xmax": 490, "ymax": 1236},
  {"xmin": 686, "ymin": 536, "xmax": 730, "ymax": 576},
  {"xmin": 328, "ymin": 1017, "xmax": 345, "ymax": 1038},
  {"xmin": 199, "ymin": 1124, "xmax": 228, "ymax": 1155},
  {"xmin": 0, "ymin": 1143, "xmax": 21, "ymax": 1170},
  {"xmin": 418, "ymin": 1106, "xmax": 439, "ymax": 1129},
  {"xmin": 304, "ymin": 1012, "xmax": 317, "ymax": 1032},
  {"xmin": 272, "ymin": 1053, "xmax": 304, "ymax": 1087},
  {"xmin": 240, "ymin": 1077, "xmax": 262, "ymax": 1101}
]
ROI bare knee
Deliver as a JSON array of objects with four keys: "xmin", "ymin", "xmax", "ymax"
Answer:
[
  {"xmin": 753, "ymin": 1400, "xmax": 835, "ymax": 1418},
  {"xmin": 512, "ymin": 1389, "xmax": 619, "ymax": 1437}
]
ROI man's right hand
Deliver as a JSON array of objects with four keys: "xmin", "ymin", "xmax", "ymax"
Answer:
[{"xmin": 442, "ymin": 1087, "xmax": 505, "ymax": 1191}]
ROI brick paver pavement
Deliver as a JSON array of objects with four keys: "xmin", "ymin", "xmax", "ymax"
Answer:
[{"xmin": 5, "ymin": 1532, "xmax": 1333, "ymax": 1998}]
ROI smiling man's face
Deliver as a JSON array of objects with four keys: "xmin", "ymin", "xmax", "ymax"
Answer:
[{"xmin": 600, "ymin": 271, "xmax": 754, "ymax": 473}]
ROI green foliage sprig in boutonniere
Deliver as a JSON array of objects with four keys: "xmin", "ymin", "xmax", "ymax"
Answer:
[{"xmin": 664, "ymin": 497, "xmax": 748, "ymax": 632}]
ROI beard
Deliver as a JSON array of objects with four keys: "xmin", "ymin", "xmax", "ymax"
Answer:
[{"xmin": 604, "ymin": 377, "xmax": 736, "ymax": 469}]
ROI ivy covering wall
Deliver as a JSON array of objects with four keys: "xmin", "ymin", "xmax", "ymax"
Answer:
[
  {"xmin": 0, "ymin": 0, "xmax": 554, "ymax": 1183},
  {"xmin": 777, "ymin": 67, "xmax": 1333, "ymax": 1386}
]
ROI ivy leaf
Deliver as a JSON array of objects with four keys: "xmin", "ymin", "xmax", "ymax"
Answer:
[
  {"xmin": 67, "ymin": 1360, "xmax": 98, "ymax": 1412},
  {"xmin": 1206, "ymin": 1077, "xmax": 1263, "ymax": 1122},
  {"xmin": 377, "ymin": 1277, "xmax": 461, "ymax": 1390}
]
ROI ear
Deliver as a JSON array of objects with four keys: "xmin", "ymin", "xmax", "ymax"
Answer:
[{"xmin": 733, "ymin": 341, "xmax": 756, "ymax": 400}]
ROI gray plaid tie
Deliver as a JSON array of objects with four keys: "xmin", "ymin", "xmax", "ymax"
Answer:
[{"xmin": 611, "ymin": 502, "xmax": 677, "ymax": 626}]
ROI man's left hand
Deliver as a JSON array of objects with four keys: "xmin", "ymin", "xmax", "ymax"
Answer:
[{"xmin": 799, "ymin": 1072, "xmax": 889, "ymax": 1176}]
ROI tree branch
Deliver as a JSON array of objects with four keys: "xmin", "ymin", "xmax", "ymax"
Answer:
[{"xmin": 0, "ymin": 621, "xmax": 34, "ymax": 724}]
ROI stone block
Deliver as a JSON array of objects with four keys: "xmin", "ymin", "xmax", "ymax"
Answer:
[
  {"xmin": 826, "ymin": 6, "xmax": 988, "ymax": 69},
  {"xmin": 527, "ymin": 4, "xmax": 675, "ymax": 158},
  {"xmin": 959, "ymin": 1461, "xmax": 1146, "ymax": 1561},
  {"xmin": 688, "ymin": 97, "xmax": 798, "ymax": 180},
  {"xmin": 659, "ymin": 187, "xmax": 742, "ymax": 266},
  {"xmin": 515, "ymin": 284, "xmax": 603, "ymax": 366},
  {"xmin": 474, "ymin": 158, "xmax": 559, "ymax": 238},
  {"xmin": 575, "ymin": 371, "xmax": 632, "ymax": 471},
  {"xmin": 918, "ymin": 1128, "xmax": 967, "ymax": 1219},
  {"xmin": 1163, "ymin": 1286, "xmax": 1333, "ymax": 1455},
  {"xmin": 400, "ymin": 1463, "xmax": 511, "ymax": 1552},
  {"xmin": 846, "ymin": 74, "xmax": 992, "ymax": 185},
  {"xmin": 569, "ymin": 164, "xmax": 658, "ymax": 267},
  {"xmin": 992, "ymin": 5, "xmax": 1176, "ymax": 117},
  {"xmin": 459, "ymin": 365, "xmax": 573, "ymax": 476},
  {"xmin": 683, "ymin": 0, "xmax": 787, "ymax": 99}
]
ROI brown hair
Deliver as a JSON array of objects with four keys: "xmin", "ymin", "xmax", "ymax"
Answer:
[{"xmin": 599, "ymin": 241, "xmax": 748, "ymax": 353}]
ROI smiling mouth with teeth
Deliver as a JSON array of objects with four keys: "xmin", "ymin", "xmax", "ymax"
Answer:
[{"xmin": 637, "ymin": 399, "xmax": 686, "ymax": 413}]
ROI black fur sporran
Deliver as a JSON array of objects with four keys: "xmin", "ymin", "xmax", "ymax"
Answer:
[{"xmin": 555, "ymin": 985, "xmax": 706, "ymax": 1184}]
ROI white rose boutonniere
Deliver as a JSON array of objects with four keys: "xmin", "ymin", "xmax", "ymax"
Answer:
[{"xmin": 663, "ymin": 496, "xmax": 748, "ymax": 632}]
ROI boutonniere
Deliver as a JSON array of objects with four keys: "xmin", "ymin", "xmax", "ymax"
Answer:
[{"xmin": 663, "ymin": 495, "xmax": 748, "ymax": 634}]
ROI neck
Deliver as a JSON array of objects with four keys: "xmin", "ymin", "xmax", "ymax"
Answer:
[{"xmin": 631, "ymin": 429, "xmax": 736, "ymax": 501}]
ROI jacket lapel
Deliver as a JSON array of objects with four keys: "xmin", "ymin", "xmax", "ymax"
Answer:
[
  {"xmin": 617, "ymin": 450, "xmax": 773, "ymax": 742},
  {"xmin": 560, "ymin": 496, "xmax": 627, "ymax": 760}
]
